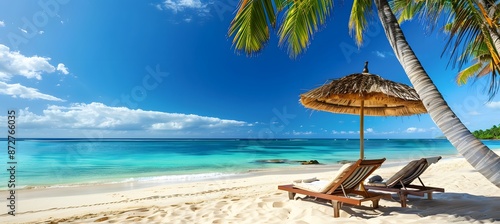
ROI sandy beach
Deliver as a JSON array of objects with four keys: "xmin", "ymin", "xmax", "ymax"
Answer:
[{"xmin": 2, "ymin": 152, "xmax": 499, "ymax": 224}]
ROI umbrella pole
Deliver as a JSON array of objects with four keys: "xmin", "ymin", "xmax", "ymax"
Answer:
[{"xmin": 360, "ymin": 100, "xmax": 364, "ymax": 160}]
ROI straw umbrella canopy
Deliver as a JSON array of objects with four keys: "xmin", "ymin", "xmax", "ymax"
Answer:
[{"xmin": 300, "ymin": 62, "xmax": 427, "ymax": 159}]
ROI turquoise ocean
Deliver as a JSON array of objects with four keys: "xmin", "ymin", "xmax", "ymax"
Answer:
[{"xmin": 2, "ymin": 139, "xmax": 500, "ymax": 190}]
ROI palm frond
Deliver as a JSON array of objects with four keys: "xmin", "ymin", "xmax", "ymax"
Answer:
[
  {"xmin": 391, "ymin": 0, "xmax": 450, "ymax": 27},
  {"xmin": 349, "ymin": 0, "xmax": 372, "ymax": 46},
  {"xmin": 456, "ymin": 36, "xmax": 500, "ymax": 96},
  {"xmin": 456, "ymin": 62, "xmax": 485, "ymax": 85},
  {"xmin": 486, "ymin": 65, "xmax": 500, "ymax": 99},
  {"xmin": 458, "ymin": 38, "xmax": 489, "ymax": 61},
  {"xmin": 278, "ymin": 0, "xmax": 333, "ymax": 57},
  {"xmin": 228, "ymin": 0, "xmax": 280, "ymax": 55},
  {"xmin": 444, "ymin": 1, "xmax": 485, "ymax": 67},
  {"xmin": 442, "ymin": 19, "xmax": 457, "ymax": 32},
  {"xmin": 390, "ymin": 0, "xmax": 423, "ymax": 23}
]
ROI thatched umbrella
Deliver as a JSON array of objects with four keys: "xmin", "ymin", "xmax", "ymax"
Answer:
[{"xmin": 300, "ymin": 62, "xmax": 427, "ymax": 159}]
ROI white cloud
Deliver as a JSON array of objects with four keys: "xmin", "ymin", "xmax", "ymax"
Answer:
[
  {"xmin": 366, "ymin": 128, "xmax": 374, "ymax": 133},
  {"xmin": 291, "ymin": 130, "xmax": 313, "ymax": 135},
  {"xmin": 0, "ymin": 81, "xmax": 64, "ymax": 101},
  {"xmin": 0, "ymin": 21, "xmax": 5, "ymax": 27},
  {"xmin": 486, "ymin": 101, "xmax": 500, "ymax": 109},
  {"xmin": 18, "ymin": 103, "xmax": 247, "ymax": 132},
  {"xmin": 19, "ymin": 28, "xmax": 27, "ymax": 33},
  {"xmin": 39, "ymin": 30, "xmax": 44, "ymax": 34},
  {"xmin": 162, "ymin": 0, "xmax": 206, "ymax": 12},
  {"xmin": 157, "ymin": 0, "xmax": 211, "ymax": 23},
  {"xmin": 151, "ymin": 122, "xmax": 184, "ymax": 130},
  {"xmin": 373, "ymin": 51, "xmax": 393, "ymax": 58},
  {"xmin": 57, "ymin": 63, "xmax": 69, "ymax": 75},
  {"xmin": 406, "ymin": 127, "xmax": 426, "ymax": 133},
  {"xmin": 0, "ymin": 44, "xmax": 57, "ymax": 80},
  {"xmin": 375, "ymin": 51, "xmax": 386, "ymax": 58},
  {"xmin": 406, "ymin": 127, "xmax": 417, "ymax": 133}
]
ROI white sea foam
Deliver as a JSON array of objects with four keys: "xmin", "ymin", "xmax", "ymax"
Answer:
[
  {"xmin": 118, "ymin": 172, "xmax": 239, "ymax": 184},
  {"xmin": 11, "ymin": 173, "xmax": 240, "ymax": 190}
]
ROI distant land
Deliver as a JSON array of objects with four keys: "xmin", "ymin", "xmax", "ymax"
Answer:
[{"xmin": 473, "ymin": 124, "xmax": 500, "ymax": 140}]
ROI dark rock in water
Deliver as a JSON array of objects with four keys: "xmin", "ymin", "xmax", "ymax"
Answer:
[
  {"xmin": 255, "ymin": 159, "xmax": 288, "ymax": 163},
  {"xmin": 301, "ymin": 160, "xmax": 320, "ymax": 165},
  {"xmin": 338, "ymin": 160, "xmax": 356, "ymax": 164}
]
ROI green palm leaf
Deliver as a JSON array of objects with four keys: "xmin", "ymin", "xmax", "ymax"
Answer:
[
  {"xmin": 228, "ymin": 0, "xmax": 280, "ymax": 55},
  {"xmin": 390, "ymin": 0, "xmax": 424, "ymax": 23},
  {"xmin": 278, "ymin": 0, "xmax": 333, "ymax": 57},
  {"xmin": 349, "ymin": 0, "xmax": 372, "ymax": 46},
  {"xmin": 228, "ymin": 0, "xmax": 333, "ymax": 58},
  {"xmin": 456, "ymin": 62, "xmax": 486, "ymax": 85}
]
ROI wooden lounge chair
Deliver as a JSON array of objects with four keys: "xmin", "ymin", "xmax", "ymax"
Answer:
[
  {"xmin": 364, "ymin": 156, "xmax": 445, "ymax": 207},
  {"xmin": 277, "ymin": 158, "xmax": 387, "ymax": 218}
]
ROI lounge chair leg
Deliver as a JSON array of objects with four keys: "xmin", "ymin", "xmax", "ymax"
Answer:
[
  {"xmin": 372, "ymin": 199, "xmax": 379, "ymax": 209},
  {"xmin": 427, "ymin": 192, "xmax": 433, "ymax": 200},
  {"xmin": 288, "ymin": 192, "xmax": 296, "ymax": 200},
  {"xmin": 398, "ymin": 192, "xmax": 407, "ymax": 208},
  {"xmin": 331, "ymin": 200, "xmax": 341, "ymax": 218}
]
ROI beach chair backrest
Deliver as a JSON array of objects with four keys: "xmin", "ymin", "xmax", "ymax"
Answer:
[
  {"xmin": 400, "ymin": 160, "xmax": 429, "ymax": 185},
  {"xmin": 325, "ymin": 158, "xmax": 386, "ymax": 194},
  {"xmin": 385, "ymin": 156, "xmax": 442, "ymax": 187},
  {"xmin": 342, "ymin": 165, "xmax": 376, "ymax": 189},
  {"xmin": 384, "ymin": 159, "xmax": 423, "ymax": 187},
  {"xmin": 400, "ymin": 156, "xmax": 441, "ymax": 185}
]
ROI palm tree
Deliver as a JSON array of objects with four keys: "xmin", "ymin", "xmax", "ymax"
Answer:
[
  {"xmin": 391, "ymin": 0, "xmax": 500, "ymax": 97},
  {"xmin": 228, "ymin": 0, "xmax": 500, "ymax": 186},
  {"xmin": 371, "ymin": 0, "xmax": 499, "ymax": 187}
]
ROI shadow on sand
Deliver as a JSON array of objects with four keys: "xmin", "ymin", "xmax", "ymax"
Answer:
[
  {"xmin": 298, "ymin": 192, "xmax": 500, "ymax": 222},
  {"xmin": 394, "ymin": 192, "xmax": 499, "ymax": 221}
]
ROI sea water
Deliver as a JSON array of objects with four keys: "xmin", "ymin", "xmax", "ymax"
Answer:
[{"xmin": 1, "ymin": 138, "xmax": 499, "ymax": 189}]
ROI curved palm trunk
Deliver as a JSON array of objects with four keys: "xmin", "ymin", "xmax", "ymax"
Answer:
[{"xmin": 374, "ymin": 0, "xmax": 500, "ymax": 187}]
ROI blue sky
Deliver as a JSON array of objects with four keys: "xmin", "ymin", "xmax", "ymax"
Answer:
[{"xmin": 0, "ymin": 0, "xmax": 498, "ymax": 139}]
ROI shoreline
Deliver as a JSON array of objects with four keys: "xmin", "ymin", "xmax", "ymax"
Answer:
[
  {"xmin": 2, "ymin": 151, "xmax": 499, "ymax": 223},
  {"xmin": 0, "ymin": 150, "xmax": 489, "ymax": 192},
  {"xmin": 3, "ymin": 152, "xmax": 500, "ymax": 223}
]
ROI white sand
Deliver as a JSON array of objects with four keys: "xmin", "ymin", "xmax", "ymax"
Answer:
[{"xmin": 1, "ymin": 152, "xmax": 500, "ymax": 224}]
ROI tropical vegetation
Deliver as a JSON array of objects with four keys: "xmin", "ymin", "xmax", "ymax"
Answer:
[
  {"xmin": 227, "ymin": 0, "xmax": 500, "ymax": 187},
  {"xmin": 473, "ymin": 124, "xmax": 500, "ymax": 139}
]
